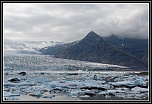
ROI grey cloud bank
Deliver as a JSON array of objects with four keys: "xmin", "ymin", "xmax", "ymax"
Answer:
[{"xmin": 4, "ymin": 3, "xmax": 149, "ymax": 42}]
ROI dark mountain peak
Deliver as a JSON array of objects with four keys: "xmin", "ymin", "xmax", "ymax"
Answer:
[
  {"xmin": 88, "ymin": 31, "xmax": 97, "ymax": 35},
  {"xmin": 81, "ymin": 31, "xmax": 104, "ymax": 44},
  {"xmin": 86, "ymin": 31, "xmax": 101, "ymax": 38}
]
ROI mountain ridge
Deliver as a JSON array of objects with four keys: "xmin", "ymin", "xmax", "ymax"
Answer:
[
  {"xmin": 103, "ymin": 35, "xmax": 148, "ymax": 62},
  {"xmin": 55, "ymin": 31, "xmax": 148, "ymax": 70}
]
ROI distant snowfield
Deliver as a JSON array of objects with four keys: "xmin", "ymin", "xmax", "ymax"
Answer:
[
  {"xmin": 4, "ymin": 38, "xmax": 64, "ymax": 49},
  {"xmin": 4, "ymin": 50, "xmax": 41, "ymax": 55},
  {"xmin": 4, "ymin": 38, "xmax": 64, "ymax": 55}
]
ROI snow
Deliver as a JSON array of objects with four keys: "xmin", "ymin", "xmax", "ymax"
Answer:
[
  {"xmin": 131, "ymin": 87, "xmax": 148, "ymax": 92},
  {"xmin": 98, "ymin": 91, "xmax": 107, "ymax": 95},
  {"xmin": 4, "ymin": 39, "xmax": 64, "ymax": 50},
  {"xmin": 109, "ymin": 81, "xmax": 135, "ymax": 86},
  {"xmin": 4, "ymin": 39, "xmax": 64, "ymax": 55}
]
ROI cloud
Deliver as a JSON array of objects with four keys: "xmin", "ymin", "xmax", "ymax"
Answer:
[{"xmin": 3, "ymin": 3, "xmax": 149, "ymax": 42}]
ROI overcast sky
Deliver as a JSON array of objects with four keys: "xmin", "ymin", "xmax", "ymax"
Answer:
[{"xmin": 3, "ymin": 3, "xmax": 149, "ymax": 42}]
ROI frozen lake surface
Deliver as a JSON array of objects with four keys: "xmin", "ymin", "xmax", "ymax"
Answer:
[{"xmin": 3, "ymin": 54, "xmax": 149, "ymax": 101}]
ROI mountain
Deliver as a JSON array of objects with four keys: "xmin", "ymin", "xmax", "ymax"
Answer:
[
  {"xmin": 55, "ymin": 31, "xmax": 147, "ymax": 70},
  {"xmin": 39, "ymin": 41, "xmax": 79, "ymax": 56},
  {"xmin": 103, "ymin": 35, "xmax": 148, "ymax": 62}
]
